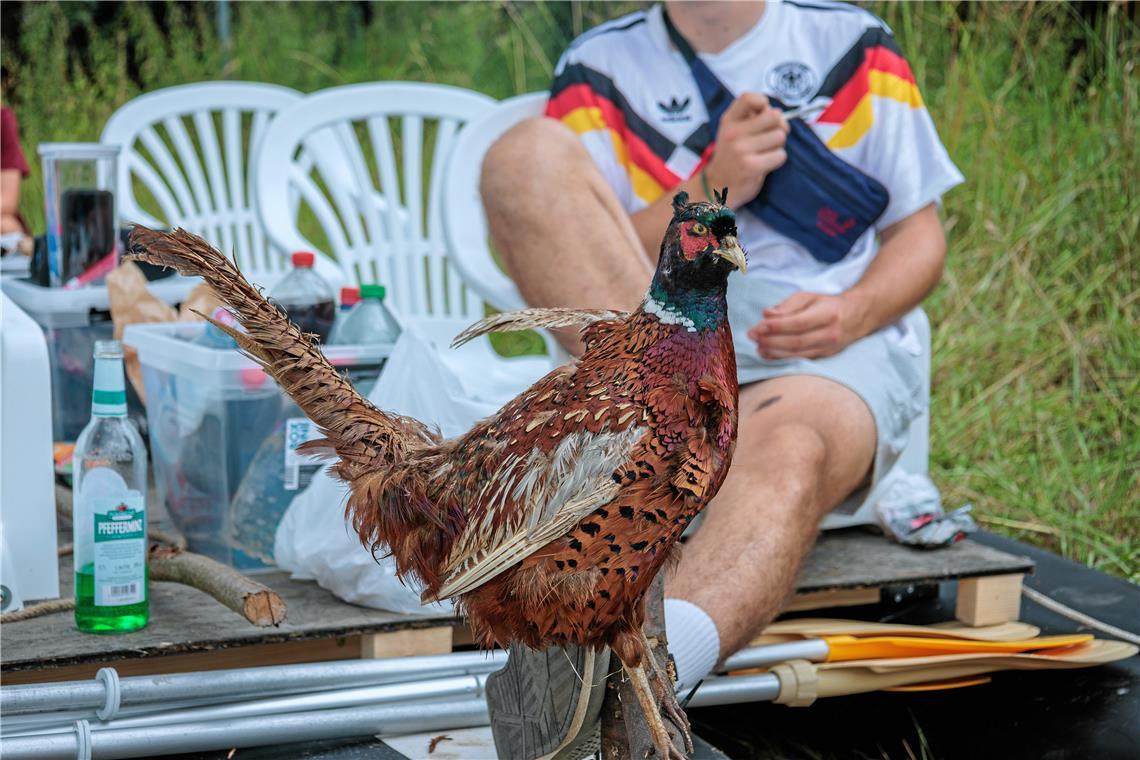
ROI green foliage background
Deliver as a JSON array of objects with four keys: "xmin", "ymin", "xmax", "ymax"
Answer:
[{"xmin": 3, "ymin": 1, "xmax": 1137, "ymax": 579}]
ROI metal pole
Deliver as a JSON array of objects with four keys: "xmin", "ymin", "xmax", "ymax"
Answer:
[
  {"xmin": 1, "ymin": 698, "xmax": 490, "ymax": 760},
  {"xmin": 687, "ymin": 673, "xmax": 782, "ymax": 707},
  {"xmin": 4, "ymin": 674, "xmax": 490, "ymax": 737},
  {"xmin": 719, "ymin": 639, "xmax": 830, "ymax": 671},
  {"xmin": 2, "ymin": 650, "xmax": 506, "ymax": 716},
  {"xmin": 2, "ymin": 672, "xmax": 790, "ymax": 757}
]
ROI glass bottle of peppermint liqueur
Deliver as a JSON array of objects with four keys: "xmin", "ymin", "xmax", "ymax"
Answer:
[{"xmin": 72, "ymin": 340, "xmax": 149, "ymax": 633}]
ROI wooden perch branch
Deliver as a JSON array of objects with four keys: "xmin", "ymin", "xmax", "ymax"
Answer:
[{"xmin": 148, "ymin": 545, "xmax": 287, "ymax": 627}]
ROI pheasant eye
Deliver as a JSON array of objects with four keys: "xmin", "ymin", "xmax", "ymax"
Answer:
[{"xmin": 690, "ymin": 222, "xmax": 708, "ymax": 236}]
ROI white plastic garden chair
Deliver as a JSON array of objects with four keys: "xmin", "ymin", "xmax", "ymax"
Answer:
[
  {"xmin": 252, "ymin": 82, "xmax": 558, "ymax": 395},
  {"xmin": 101, "ymin": 81, "xmax": 323, "ymax": 288},
  {"xmin": 443, "ymin": 92, "xmax": 548, "ymax": 315},
  {"xmin": 442, "ymin": 92, "xmax": 933, "ymax": 529}
]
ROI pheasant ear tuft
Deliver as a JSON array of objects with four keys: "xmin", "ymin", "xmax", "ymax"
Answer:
[
  {"xmin": 671, "ymin": 191, "xmax": 690, "ymax": 216},
  {"xmin": 714, "ymin": 187, "xmax": 729, "ymax": 206}
]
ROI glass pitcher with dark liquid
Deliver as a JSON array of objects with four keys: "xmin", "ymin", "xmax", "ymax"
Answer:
[{"xmin": 39, "ymin": 143, "xmax": 121, "ymax": 288}]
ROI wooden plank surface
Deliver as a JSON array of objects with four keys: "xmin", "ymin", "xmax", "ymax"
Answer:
[
  {"xmin": 0, "ymin": 551, "xmax": 455, "ymax": 672},
  {"xmin": 795, "ymin": 530, "xmax": 1033, "ymax": 592},
  {"xmin": 2, "ymin": 529, "xmax": 1032, "ymax": 674}
]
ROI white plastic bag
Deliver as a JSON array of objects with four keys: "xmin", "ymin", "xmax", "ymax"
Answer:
[{"xmin": 274, "ymin": 327, "xmax": 552, "ymax": 614}]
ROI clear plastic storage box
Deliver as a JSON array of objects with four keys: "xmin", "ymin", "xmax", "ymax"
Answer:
[
  {"xmin": 123, "ymin": 322, "xmax": 392, "ymax": 571},
  {"xmin": 1, "ymin": 276, "xmax": 199, "ymax": 442}
]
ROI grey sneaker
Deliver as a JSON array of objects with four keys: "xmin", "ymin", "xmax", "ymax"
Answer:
[{"xmin": 486, "ymin": 643, "xmax": 609, "ymax": 760}]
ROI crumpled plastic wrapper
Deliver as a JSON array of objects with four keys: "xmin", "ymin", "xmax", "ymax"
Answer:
[
  {"xmin": 107, "ymin": 261, "xmax": 221, "ymax": 402},
  {"xmin": 875, "ymin": 471, "xmax": 978, "ymax": 548}
]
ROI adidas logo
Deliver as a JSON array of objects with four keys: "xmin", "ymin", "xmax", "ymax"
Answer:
[{"xmin": 657, "ymin": 96, "xmax": 691, "ymax": 122}]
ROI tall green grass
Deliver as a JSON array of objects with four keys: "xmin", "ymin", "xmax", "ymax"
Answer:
[{"xmin": 3, "ymin": 2, "xmax": 1136, "ymax": 579}]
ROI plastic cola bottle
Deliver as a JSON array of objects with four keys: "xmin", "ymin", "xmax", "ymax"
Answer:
[
  {"xmin": 268, "ymin": 251, "xmax": 337, "ymax": 342},
  {"xmin": 72, "ymin": 340, "xmax": 149, "ymax": 632}
]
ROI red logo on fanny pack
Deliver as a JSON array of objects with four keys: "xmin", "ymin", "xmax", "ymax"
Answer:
[{"xmin": 816, "ymin": 207, "xmax": 856, "ymax": 237}]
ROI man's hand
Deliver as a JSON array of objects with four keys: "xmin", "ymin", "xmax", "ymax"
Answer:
[
  {"xmin": 748, "ymin": 291, "xmax": 867, "ymax": 360},
  {"xmin": 704, "ymin": 93, "xmax": 789, "ymax": 207}
]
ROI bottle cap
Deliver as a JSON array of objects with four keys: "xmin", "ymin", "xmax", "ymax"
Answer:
[
  {"xmin": 93, "ymin": 339, "xmax": 123, "ymax": 358},
  {"xmin": 360, "ymin": 284, "xmax": 386, "ymax": 300},
  {"xmin": 340, "ymin": 287, "xmax": 361, "ymax": 307},
  {"xmin": 291, "ymin": 251, "xmax": 315, "ymax": 268}
]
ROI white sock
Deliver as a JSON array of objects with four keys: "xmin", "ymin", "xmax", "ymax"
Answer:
[{"xmin": 664, "ymin": 597, "xmax": 721, "ymax": 695}]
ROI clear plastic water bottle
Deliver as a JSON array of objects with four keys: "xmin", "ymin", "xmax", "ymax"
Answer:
[
  {"xmin": 330, "ymin": 284, "xmax": 401, "ymax": 345},
  {"xmin": 268, "ymin": 251, "xmax": 336, "ymax": 342},
  {"xmin": 72, "ymin": 340, "xmax": 148, "ymax": 633},
  {"xmin": 333, "ymin": 286, "xmax": 360, "ymax": 338}
]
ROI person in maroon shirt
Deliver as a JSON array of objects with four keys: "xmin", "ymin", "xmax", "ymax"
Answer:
[{"xmin": 1, "ymin": 105, "xmax": 31, "ymax": 235}]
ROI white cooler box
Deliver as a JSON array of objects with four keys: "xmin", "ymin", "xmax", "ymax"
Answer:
[
  {"xmin": 1, "ymin": 275, "xmax": 199, "ymax": 443},
  {"xmin": 123, "ymin": 322, "xmax": 392, "ymax": 571}
]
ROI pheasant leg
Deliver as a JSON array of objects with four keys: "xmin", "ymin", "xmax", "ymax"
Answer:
[
  {"xmin": 624, "ymin": 662, "xmax": 687, "ymax": 760},
  {"xmin": 641, "ymin": 632, "xmax": 694, "ymax": 754}
]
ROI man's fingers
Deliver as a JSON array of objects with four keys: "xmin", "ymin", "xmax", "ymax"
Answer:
[
  {"xmin": 721, "ymin": 93, "xmax": 764, "ymax": 125},
  {"xmin": 764, "ymin": 291, "xmax": 817, "ymax": 317},
  {"xmin": 742, "ymin": 129, "xmax": 788, "ymax": 155},
  {"xmin": 757, "ymin": 344, "xmax": 832, "ymax": 360},
  {"xmin": 754, "ymin": 331, "xmax": 838, "ymax": 360},
  {"xmin": 754, "ymin": 307, "xmax": 832, "ymax": 337},
  {"xmin": 735, "ymin": 106, "xmax": 787, "ymax": 136},
  {"xmin": 736, "ymin": 92, "xmax": 771, "ymax": 114}
]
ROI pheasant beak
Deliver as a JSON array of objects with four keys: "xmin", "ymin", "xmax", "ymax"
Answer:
[{"xmin": 714, "ymin": 236, "xmax": 747, "ymax": 274}]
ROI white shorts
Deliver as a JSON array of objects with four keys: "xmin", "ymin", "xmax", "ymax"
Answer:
[{"xmin": 727, "ymin": 278, "xmax": 931, "ymax": 523}]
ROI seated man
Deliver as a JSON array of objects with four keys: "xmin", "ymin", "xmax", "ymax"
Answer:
[{"xmin": 482, "ymin": 0, "xmax": 962, "ymax": 754}]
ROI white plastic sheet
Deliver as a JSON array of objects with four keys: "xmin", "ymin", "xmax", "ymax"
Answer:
[{"xmin": 274, "ymin": 327, "xmax": 551, "ymax": 615}]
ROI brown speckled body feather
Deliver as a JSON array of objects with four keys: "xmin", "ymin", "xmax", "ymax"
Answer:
[{"xmin": 127, "ymin": 201, "xmax": 740, "ymax": 671}]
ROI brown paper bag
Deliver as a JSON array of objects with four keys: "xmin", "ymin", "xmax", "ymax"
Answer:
[{"xmin": 107, "ymin": 262, "xmax": 221, "ymax": 402}]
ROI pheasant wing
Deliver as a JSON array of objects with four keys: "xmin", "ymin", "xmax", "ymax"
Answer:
[{"xmin": 425, "ymin": 367, "xmax": 648, "ymax": 602}]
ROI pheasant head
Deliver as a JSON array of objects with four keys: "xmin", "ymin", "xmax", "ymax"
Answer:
[{"xmin": 646, "ymin": 189, "xmax": 745, "ymax": 331}]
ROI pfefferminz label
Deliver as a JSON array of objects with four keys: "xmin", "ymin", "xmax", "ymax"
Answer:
[
  {"xmin": 284, "ymin": 417, "xmax": 324, "ymax": 491},
  {"xmin": 93, "ymin": 495, "xmax": 146, "ymax": 606}
]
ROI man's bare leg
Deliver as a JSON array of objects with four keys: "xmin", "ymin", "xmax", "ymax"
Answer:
[
  {"xmin": 667, "ymin": 376, "xmax": 877, "ymax": 659},
  {"xmin": 481, "ymin": 118, "xmax": 653, "ymax": 353}
]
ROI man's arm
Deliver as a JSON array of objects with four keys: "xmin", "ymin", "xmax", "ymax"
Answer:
[
  {"xmin": 749, "ymin": 203, "xmax": 946, "ymax": 359},
  {"xmin": 630, "ymin": 93, "xmax": 788, "ymax": 259},
  {"xmin": 0, "ymin": 169, "xmax": 23, "ymax": 235}
]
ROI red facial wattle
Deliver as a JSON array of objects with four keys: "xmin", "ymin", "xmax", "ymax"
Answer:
[{"xmin": 680, "ymin": 221, "xmax": 714, "ymax": 260}]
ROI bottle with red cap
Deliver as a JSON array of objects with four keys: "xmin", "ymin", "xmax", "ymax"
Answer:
[{"xmin": 267, "ymin": 252, "xmax": 336, "ymax": 342}]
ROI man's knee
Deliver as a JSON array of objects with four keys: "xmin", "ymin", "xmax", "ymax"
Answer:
[
  {"xmin": 481, "ymin": 117, "xmax": 585, "ymax": 199},
  {"xmin": 741, "ymin": 422, "xmax": 827, "ymax": 473},
  {"xmin": 733, "ymin": 422, "xmax": 828, "ymax": 506}
]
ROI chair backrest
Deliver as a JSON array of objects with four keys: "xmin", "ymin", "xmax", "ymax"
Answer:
[
  {"xmin": 101, "ymin": 82, "xmax": 304, "ymax": 287},
  {"xmin": 443, "ymin": 93, "xmax": 548, "ymax": 314},
  {"xmin": 253, "ymin": 82, "xmax": 497, "ymax": 336}
]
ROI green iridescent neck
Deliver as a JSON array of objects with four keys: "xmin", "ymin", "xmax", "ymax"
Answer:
[{"xmin": 646, "ymin": 282, "xmax": 727, "ymax": 332}]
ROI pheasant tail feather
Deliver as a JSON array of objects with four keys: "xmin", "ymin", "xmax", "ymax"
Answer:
[
  {"xmin": 125, "ymin": 227, "xmax": 437, "ymax": 475},
  {"xmin": 451, "ymin": 307, "xmax": 627, "ymax": 348}
]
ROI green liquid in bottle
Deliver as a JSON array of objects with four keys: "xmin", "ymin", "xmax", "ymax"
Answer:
[{"xmin": 74, "ymin": 563, "xmax": 149, "ymax": 633}]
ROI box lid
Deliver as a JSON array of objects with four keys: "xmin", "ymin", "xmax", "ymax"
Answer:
[
  {"xmin": 124, "ymin": 322, "xmax": 392, "ymax": 389},
  {"xmin": 1, "ymin": 276, "xmax": 200, "ymax": 324}
]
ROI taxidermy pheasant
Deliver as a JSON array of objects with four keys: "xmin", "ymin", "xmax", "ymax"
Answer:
[{"xmin": 126, "ymin": 190, "xmax": 745, "ymax": 759}]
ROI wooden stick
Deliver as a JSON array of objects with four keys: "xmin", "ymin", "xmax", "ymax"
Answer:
[
  {"xmin": 601, "ymin": 575, "xmax": 687, "ymax": 759},
  {"xmin": 148, "ymin": 546, "xmax": 287, "ymax": 627}
]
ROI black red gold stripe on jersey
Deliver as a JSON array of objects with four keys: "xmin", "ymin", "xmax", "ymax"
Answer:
[
  {"xmin": 816, "ymin": 27, "xmax": 923, "ymax": 148},
  {"xmin": 547, "ymin": 63, "xmax": 681, "ymax": 204}
]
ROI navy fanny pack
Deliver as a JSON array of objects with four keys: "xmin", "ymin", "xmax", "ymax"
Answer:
[{"xmin": 663, "ymin": 11, "xmax": 889, "ymax": 264}]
